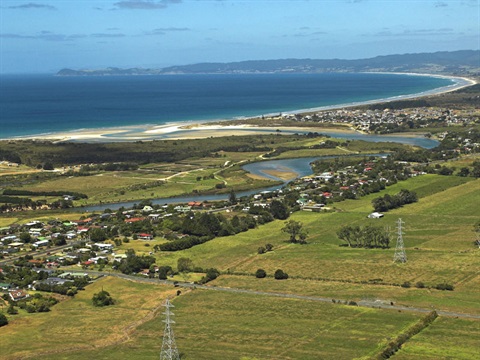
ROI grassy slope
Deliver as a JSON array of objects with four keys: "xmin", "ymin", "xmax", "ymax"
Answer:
[
  {"xmin": 31, "ymin": 286, "xmax": 419, "ymax": 360},
  {"xmin": 394, "ymin": 317, "xmax": 480, "ymax": 360},
  {"xmin": 0, "ymin": 277, "xmax": 175, "ymax": 360},
  {"xmin": 1, "ymin": 174, "xmax": 479, "ymax": 358}
]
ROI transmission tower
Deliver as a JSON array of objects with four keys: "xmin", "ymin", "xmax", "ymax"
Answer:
[
  {"xmin": 393, "ymin": 218, "xmax": 407, "ymax": 263},
  {"xmin": 160, "ymin": 298, "xmax": 180, "ymax": 360}
]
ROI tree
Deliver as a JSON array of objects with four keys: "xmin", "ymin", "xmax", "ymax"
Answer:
[
  {"xmin": 274, "ymin": 269, "xmax": 288, "ymax": 280},
  {"xmin": 177, "ymin": 257, "xmax": 193, "ymax": 272},
  {"xmin": 281, "ymin": 220, "xmax": 308, "ymax": 244},
  {"xmin": 255, "ymin": 269, "xmax": 267, "ymax": 278},
  {"xmin": 458, "ymin": 167, "xmax": 470, "ymax": 177},
  {"xmin": 270, "ymin": 200, "xmax": 289, "ymax": 220},
  {"xmin": 229, "ymin": 190, "xmax": 237, "ymax": 205},
  {"xmin": 89, "ymin": 228, "xmax": 107, "ymax": 242},
  {"xmin": 92, "ymin": 290, "xmax": 115, "ymax": 307},
  {"xmin": 0, "ymin": 313, "xmax": 8, "ymax": 327},
  {"xmin": 19, "ymin": 232, "xmax": 32, "ymax": 243},
  {"xmin": 43, "ymin": 162, "xmax": 54, "ymax": 170}
]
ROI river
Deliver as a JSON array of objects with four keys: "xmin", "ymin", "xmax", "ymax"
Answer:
[{"xmin": 80, "ymin": 132, "xmax": 437, "ymax": 212}]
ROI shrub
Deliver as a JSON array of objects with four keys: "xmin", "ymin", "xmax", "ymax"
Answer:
[
  {"xmin": 92, "ymin": 290, "xmax": 115, "ymax": 307},
  {"xmin": 401, "ymin": 281, "xmax": 411, "ymax": 288},
  {"xmin": 415, "ymin": 281, "xmax": 425, "ymax": 289},
  {"xmin": 435, "ymin": 283, "xmax": 454, "ymax": 291},
  {"xmin": 255, "ymin": 269, "xmax": 267, "ymax": 278},
  {"xmin": 274, "ymin": 269, "xmax": 288, "ymax": 280},
  {"xmin": 0, "ymin": 313, "xmax": 8, "ymax": 327}
]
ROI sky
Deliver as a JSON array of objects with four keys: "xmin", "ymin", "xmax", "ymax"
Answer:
[{"xmin": 0, "ymin": 0, "xmax": 479, "ymax": 73}]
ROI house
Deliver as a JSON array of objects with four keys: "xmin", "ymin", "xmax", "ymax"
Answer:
[
  {"xmin": 368, "ymin": 212, "xmax": 384, "ymax": 219},
  {"xmin": 32, "ymin": 239, "xmax": 50, "ymax": 248},
  {"xmin": 0, "ymin": 282, "xmax": 11, "ymax": 290},
  {"xmin": 8, "ymin": 242, "xmax": 24, "ymax": 248},
  {"xmin": 9, "ymin": 289, "xmax": 30, "ymax": 302},
  {"xmin": 138, "ymin": 233, "xmax": 154, "ymax": 240},
  {"xmin": 113, "ymin": 253, "xmax": 128, "ymax": 260},
  {"xmin": 94, "ymin": 243, "xmax": 114, "ymax": 251},
  {"xmin": 124, "ymin": 217, "xmax": 145, "ymax": 223},
  {"xmin": 174, "ymin": 205, "xmax": 191, "ymax": 213},
  {"xmin": 28, "ymin": 259, "xmax": 45, "ymax": 266}
]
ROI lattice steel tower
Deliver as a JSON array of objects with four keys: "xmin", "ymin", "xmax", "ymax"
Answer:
[
  {"xmin": 393, "ymin": 218, "xmax": 407, "ymax": 263},
  {"xmin": 160, "ymin": 298, "xmax": 180, "ymax": 360}
]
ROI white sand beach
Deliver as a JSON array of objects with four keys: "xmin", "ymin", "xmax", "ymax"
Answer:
[{"xmin": 8, "ymin": 74, "xmax": 476, "ymax": 143}]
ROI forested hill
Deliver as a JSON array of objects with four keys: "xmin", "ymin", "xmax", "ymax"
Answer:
[{"xmin": 57, "ymin": 50, "xmax": 479, "ymax": 76}]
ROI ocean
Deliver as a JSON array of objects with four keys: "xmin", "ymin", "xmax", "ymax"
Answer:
[{"xmin": 0, "ymin": 73, "xmax": 454, "ymax": 138}]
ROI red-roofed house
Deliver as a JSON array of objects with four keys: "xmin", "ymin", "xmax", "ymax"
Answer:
[
  {"xmin": 138, "ymin": 233, "xmax": 154, "ymax": 240},
  {"xmin": 9, "ymin": 289, "xmax": 30, "ymax": 302},
  {"xmin": 125, "ymin": 217, "xmax": 145, "ymax": 223}
]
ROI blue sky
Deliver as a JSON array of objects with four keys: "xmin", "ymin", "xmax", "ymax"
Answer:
[{"xmin": 0, "ymin": 0, "xmax": 478, "ymax": 73}]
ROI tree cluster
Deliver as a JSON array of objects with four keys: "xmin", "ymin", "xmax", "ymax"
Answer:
[
  {"xmin": 372, "ymin": 189, "xmax": 417, "ymax": 212},
  {"xmin": 15, "ymin": 293, "xmax": 58, "ymax": 313},
  {"xmin": 281, "ymin": 220, "xmax": 308, "ymax": 244},
  {"xmin": 337, "ymin": 225, "xmax": 390, "ymax": 248},
  {"xmin": 116, "ymin": 250, "xmax": 155, "ymax": 274}
]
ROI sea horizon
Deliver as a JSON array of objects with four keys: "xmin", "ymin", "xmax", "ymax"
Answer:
[{"xmin": 0, "ymin": 72, "xmax": 472, "ymax": 140}]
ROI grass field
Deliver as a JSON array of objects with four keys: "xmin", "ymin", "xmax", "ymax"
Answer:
[
  {"xmin": 1, "ymin": 142, "xmax": 479, "ymax": 358},
  {"xmin": 394, "ymin": 317, "xmax": 480, "ymax": 360},
  {"xmin": 25, "ymin": 281, "xmax": 421, "ymax": 360},
  {"xmin": 151, "ymin": 175, "xmax": 480, "ymax": 316},
  {"xmin": 0, "ymin": 277, "xmax": 175, "ymax": 360}
]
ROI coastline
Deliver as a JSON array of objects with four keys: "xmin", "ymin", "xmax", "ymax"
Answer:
[{"xmin": 4, "ymin": 73, "xmax": 476, "ymax": 143}]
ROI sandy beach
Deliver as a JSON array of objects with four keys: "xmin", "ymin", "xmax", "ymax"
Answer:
[{"xmin": 8, "ymin": 74, "xmax": 476, "ymax": 143}]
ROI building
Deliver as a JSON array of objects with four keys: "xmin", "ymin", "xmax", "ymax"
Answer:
[{"xmin": 9, "ymin": 289, "xmax": 30, "ymax": 302}]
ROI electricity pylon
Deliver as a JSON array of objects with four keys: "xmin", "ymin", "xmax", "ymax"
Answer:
[
  {"xmin": 393, "ymin": 218, "xmax": 407, "ymax": 263},
  {"xmin": 160, "ymin": 298, "xmax": 180, "ymax": 360}
]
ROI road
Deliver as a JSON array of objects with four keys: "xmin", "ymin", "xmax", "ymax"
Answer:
[
  {"xmin": 81, "ymin": 270, "xmax": 480, "ymax": 321},
  {"xmin": 0, "ymin": 240, "xmax": 84, "ymax": 266}
]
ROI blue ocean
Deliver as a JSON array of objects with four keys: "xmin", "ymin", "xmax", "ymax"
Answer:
[{"xmin": 0, "ymin": 73, "xmax": 454, "ymax": 138}]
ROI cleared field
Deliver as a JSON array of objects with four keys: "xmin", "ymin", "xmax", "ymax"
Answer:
[{"xmin": 32, "ymin": 287, "xmax": 421, "ymax": 360}]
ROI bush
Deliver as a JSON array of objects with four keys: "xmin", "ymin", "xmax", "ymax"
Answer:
[
  {"xmin": 401, "ymin": 281, "xmax": 411, "ymax": 288},
  {"xmin": 415, "ymin": 281, "xmax": 425, "ymax": 289},
  {"xmin": 0, "ymin": 313, "xmax": 8, "ymax": 327},
  {"xmin": 92, "ymin": 290, "xmax": 115, "ymax": 307},
  {"xmin": 375, "ymin": 311, "xmax": 437, "ymax": 359},
  {"xmin": 255, "ymin": 269, "xmax": 267, "ymax": 278},
  {"xmin": 435, "ymin": 283, "xmax": 454, "ymax": 291},
  {"xmin": 274, "ymin": 269, "xmax": 289, "ymax": 280}
]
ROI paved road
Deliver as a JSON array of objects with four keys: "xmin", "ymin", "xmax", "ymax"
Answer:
[{"xmin": 82, "ymin": 270, "xmax": 480, "ymax": 320}]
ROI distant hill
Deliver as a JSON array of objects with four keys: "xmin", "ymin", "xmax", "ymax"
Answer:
[{"xmin": 57, "ymin": 50, "xmax": 480, "ymax": 76}]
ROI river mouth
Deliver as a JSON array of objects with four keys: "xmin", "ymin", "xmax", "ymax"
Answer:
[
  {"xmin": 75, "ymin": 130, "xmax": 439, "ymax": 212},
  {"xmin": 79, "ymin": 151, "xmax": 395, "ymax": 212}
]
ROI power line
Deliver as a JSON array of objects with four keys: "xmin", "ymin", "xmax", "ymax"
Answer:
[
  {"xmin": 160, "ymin": 298, "xmax": 180, "ymax": 360},
  {"xmin": 393, "ymin": 218, "xmax": 407, "ymax": 263}
]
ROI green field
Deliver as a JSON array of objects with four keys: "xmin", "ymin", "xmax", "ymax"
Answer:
[
  {"xmin": 0, "ymin": 277, "xmax": 176, "ymax": 360},
  {"xmin": 19, "ymin": 279, "xmax": 421, "ymax": 360},
  {"xmin": 1, "ymin": 137, "xmax": 480, "ymax": 358}
]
